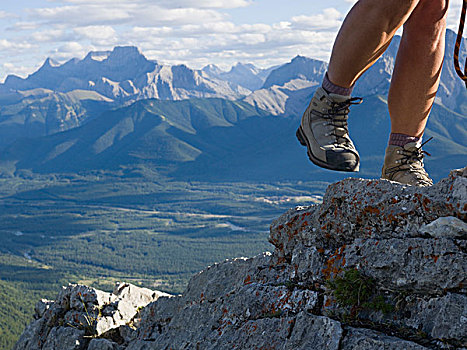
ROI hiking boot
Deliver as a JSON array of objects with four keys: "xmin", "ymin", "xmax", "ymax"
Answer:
[
  {"xmin": 296, "ymin": 87, "xmax": 362, "ymax": 172},
  {"xmin": 381, "ymin": 140, "xmax": 433, "ymax": 187}
]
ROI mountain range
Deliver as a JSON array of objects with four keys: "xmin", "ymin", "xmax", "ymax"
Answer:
[{"xmin": 0, "ymin": 29, "xmax": 465, "ymax": 182}]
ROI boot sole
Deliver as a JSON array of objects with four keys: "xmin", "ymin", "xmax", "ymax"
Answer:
[{"xmin": 296, "ymin": 126, "xmax": 359, "ymax": 172}]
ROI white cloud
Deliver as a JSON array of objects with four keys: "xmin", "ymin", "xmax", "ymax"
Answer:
[
  {"xmin": 31, "ymin": 29, "xmax": 75, "ymax": 43},
  {"xmin": 2, "ymin": 62, "xmax": 35, "ymax": 78},
  {"xmin": 447, "ymin": 0, "xmax": 464, "ymax": 31},
  {"xmin": 0, "ymin": 39, "xmax": 34, "ymax": 51},
  {"xmin": 291, "ymin": 8, "xmax": 343, "ymax": 31},
  {"xmin": 48, "ymin": 0, "xmax": 250, "ymax": 9},
  {"xmin": 74, "ymin": 25, "xmax": 117, "ymax": 41},
  {"xmin": 2, "ymin": 0, "xmax": 463, "ymax": 83},
  {"xmin": 27, "ymin": 3, "xmax": 226, "ymax": 26},
  {"xmin": 0, "ymin": 10, "xmax": 16, "ymax": 19},
  {"xmin": 148, "ymin": 0, "xmax": 251, "ymax": 9}
]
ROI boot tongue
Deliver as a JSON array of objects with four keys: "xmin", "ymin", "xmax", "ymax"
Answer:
[
  {"xmin": 403, "ymin": 141, "xmax": 422, "ymax": 151},
  {"xmin": 329, "ymin": 93, "xmax": 351, "ymax": 103}
]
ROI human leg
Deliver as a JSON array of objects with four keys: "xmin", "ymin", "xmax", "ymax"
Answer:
[
  {"xmin": 388, "ymin": 0, "xmax": 449, "ymax": 137},
  {"xmin": 327, "ymin": 0, "xmax": 421, "ymax": 88},
  {"xmin": 382, "ymin": 0, "xmax": 449, "ymax": 186},
  {"xmin": 298, "ymin": 0, "xmax": 421, "ymax": 172}
]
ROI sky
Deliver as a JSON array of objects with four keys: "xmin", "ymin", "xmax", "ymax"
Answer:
[{"xmin": 0, "ymin": 0, "xmax": 464, "ymax": 81}]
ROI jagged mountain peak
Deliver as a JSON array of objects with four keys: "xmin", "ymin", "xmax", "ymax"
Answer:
[
  {"xmin": 201, "ymin": 64, "xmax": 225, "ymax": 76},
  {"xmin": 42, "ymin": 57, "xmax": 61, "ymax": 68},
  {"xmin": 262, "ymin": 55, "xmax": 327, "ymax": 89},
  {"xmin": 290, "ymin": 54, "xmax": 310, "ymax": 62},
  {"xmin": 230, "ymin": 62, "xmax": 259, "ymax": 73},
  {"xmin": 83, "ymin": 50, "xmax": 111, "ymax": 62}
]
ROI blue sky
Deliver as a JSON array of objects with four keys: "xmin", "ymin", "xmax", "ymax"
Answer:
[{"xmin": 0, "ymin": 0, "xmax": 463, "ymax": 81}]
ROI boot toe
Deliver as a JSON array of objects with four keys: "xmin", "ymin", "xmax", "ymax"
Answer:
[{"xmin": 326, "ymin": 150, "xmax": 360, "ymax": 172}]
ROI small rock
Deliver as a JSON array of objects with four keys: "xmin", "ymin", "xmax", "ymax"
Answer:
[
  {"xmin": 420, "ymin": 216, "xmax": 467, "ymax": 239},
  {"xmin": 341, "ymin": 327, "xmax": 429, "ymax": 349},
  {"xmin": 88, "ymin": 338, "xmax": 118, "ymax": 350},
  {"xmin": 34, "ymin": 299, "xmax": 53, "ymax": 319}
]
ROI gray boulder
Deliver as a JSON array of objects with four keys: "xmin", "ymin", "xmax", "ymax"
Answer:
[{"xmin": 14, "ymin": 283, "xmax": 169, "ymax": 350}]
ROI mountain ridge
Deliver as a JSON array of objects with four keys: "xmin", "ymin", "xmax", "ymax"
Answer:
[{"xmin": 0, "ymin": 29, "xmax": 465, "ymax": 182}]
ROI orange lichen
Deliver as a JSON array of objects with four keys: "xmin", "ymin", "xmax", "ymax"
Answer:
[{"xmin": 322, "ymin": 246, "xmax": 346, "ymax": 279}]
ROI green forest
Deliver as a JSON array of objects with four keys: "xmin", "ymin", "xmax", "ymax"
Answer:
[{"xmin": 0, "ymin": 170, "xmax": 328, "ymax": 348}]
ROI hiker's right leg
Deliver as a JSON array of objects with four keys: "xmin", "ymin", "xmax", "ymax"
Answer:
[
  {"xmin": 298, "ymin": 0, "xmax": 421, "ymax": 172},
  {"xmin": 327, "ymin": 0, "xmax": 421, "ymax": 88}
]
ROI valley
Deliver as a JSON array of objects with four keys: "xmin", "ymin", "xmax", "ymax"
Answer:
[{"xmin": 0, "ymin": 170, "xmax": 328, "ymax": 348}]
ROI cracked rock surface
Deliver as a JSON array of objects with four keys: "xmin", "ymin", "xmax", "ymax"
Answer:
[{"xmin": 15, "ymin": 167, "xmax": 467, "ymax": 349}]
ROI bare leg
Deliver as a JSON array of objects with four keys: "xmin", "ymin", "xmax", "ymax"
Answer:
[
  {"xmin": 327, "ymin": 0, "xmax": 421, "ymax": 88},
  {"xmin": 388, "ymin": 0, "xmax": 449, "ymax": 137}
]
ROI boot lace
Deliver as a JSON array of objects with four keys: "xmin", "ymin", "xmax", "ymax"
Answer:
[
  {"xmin": 315, "ymin": 97, "xmax": 363, "ymax": 145},
  {"xmin": 385, "ymin": 137, "xmax": 433, "ymax": 184}
]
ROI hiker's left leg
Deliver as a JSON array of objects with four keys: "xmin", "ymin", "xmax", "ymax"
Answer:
[
  {"xmin": 388, "ymin": 0, "xmax": 449, "ymax": 137},
  {"xmin": 382, "ymin": 0, "xmax": 448, "ymax": 187}
]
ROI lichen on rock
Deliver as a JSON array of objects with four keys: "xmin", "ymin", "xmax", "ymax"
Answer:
[{"xmin": 14, "ymin": 167, "xmax": 467, "ymax": 349}]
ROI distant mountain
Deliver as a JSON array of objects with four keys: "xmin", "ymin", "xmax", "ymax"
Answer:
[
  {"xmin": 209, "ymin": 63, "xmax": 277, "ymax": 91},
  {"xmin": 0, "ymin": 88, "xmax": 113, "ymax": 148},
  {"xmin": 1, "ymin": 47, "xmax": 251, "ymax": 103},
  {"xmin": 262, "ymin": 55, "xmax": 327, "ymax": 89},
  {"xmin": 1, "ymin": 94, "xmax": 464, "ymax": 183},
  {"xmin": 0, "ymin": 98, "xmax": 272, "ymax": 173},
  {"xmin": 246, "ymin": 31, "xmax": 466, "ymax": 117},
  {"xmin": 0, "ymin": 30, "xmax": 464, "ymax": 182}
]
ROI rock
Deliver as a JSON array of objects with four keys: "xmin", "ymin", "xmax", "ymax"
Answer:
[
  {"xmin": 342, "ymin": 238, "xmax": 466, "ymax": 294},
  {"xmin": 341, "ymin": 328, "xmax": 429, "ymax": 349},
  {"xmin": 87, "ymin": 339, "xmax": 118, "ymax": 350},
  {"xmin": 41, "ymin": 327, "xmax": 87, "ymax": 350},
  {"xmin": 14, "ymin": 319, "xmax": 47, "ymax": 350},
  {"xmin": 14, "ymin": 283, "xmax": 168, "ymax": 350},
  {"xmin": 402, "ymin": 293, "xmax": 467, "ymax": 341},
  {"xmin": 285, "ymin": 312, "xmax": 342, "ymax": 349},
  {"xmin": 34, "ymin": 299, "xmax": 53, "ymax": 319},
  {"xmin": 420, "ymin": 216, "xmax": 467, "ymax": 239},
  {"xmin": 15, "ymin": 167, "xmax": 467, "ymax": 349}
]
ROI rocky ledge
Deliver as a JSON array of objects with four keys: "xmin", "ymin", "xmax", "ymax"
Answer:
[{"xmin": 14, "ymin": 168, "xmax": 467, "ymax": 350}]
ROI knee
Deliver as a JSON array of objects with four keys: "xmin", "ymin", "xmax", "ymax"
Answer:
[
  {"xmin": 402, "ymin": 0, "xmax": 448, "ymax": 49},
  {"xmin": 356, "ymin": 0, "xmax": 420, "ymax": 31},
  {"xmin": 411, "ymin": 0, "xmax": 449, "ymax": 26}
]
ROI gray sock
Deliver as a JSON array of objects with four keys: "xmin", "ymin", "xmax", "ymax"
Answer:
[
  {"xmin": 322, "ymin": 72, "xmax": 354, "ymax": 96},
  {"xmin": 389, "ymin": 133, "xmax": 421, "ymax": 147}
]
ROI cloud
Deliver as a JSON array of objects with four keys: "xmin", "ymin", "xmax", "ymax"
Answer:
[
  {"xmin": 74, "ymin": 26, "xmax": 118, "ymax": 45},
  {"xmin": 291, "ymin": 8, "xmax": 343, "ymax": 31},
  {"xmin": 2, "ymin": 62, "xmax": 36, "ymax": 79},
  {"xmin": 0, "ymin": 2, "xmax": 349, "ymax": 82},
  {"xmin": 20, "ymin": 5, "xmax": 342, "ymax": 72},
  {"xmin": 0, "ymin": 10, "xmax": 19, "ymax": 20},
  {"xmin": 48, "ymin": 0, "xmax": 251, "ymax": 9},
  {"xmin": 31, "ymin": 29, "xmax": 76, "ymax": 43},
  {"xmin": 447, "ymin": 0, "xmax": 464, "ymax": 31},
  {"xmin": 26, "ymin": 2, "xmax": 226, "ymax": 27},
  {"xmin": 0, "ymin": 39, "xmax": 34, "ymax": 51}
]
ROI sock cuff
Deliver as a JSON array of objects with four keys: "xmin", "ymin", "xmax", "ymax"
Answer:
[
  {"xmin": 389, "ymin": 133, "xmax": 421, "ymax": 147},
  {"xmin": 322, "ymin": 72, "xmax": 354, "ymax": 96}
]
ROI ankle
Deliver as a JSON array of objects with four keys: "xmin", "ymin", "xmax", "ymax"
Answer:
[
  {"xmin": 389, "ymin": 133, "xmax": 421, "ymax": 147},
  {"xmin": 322, "ymin": 72, "xmax": 354, "ymax": 96}
]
